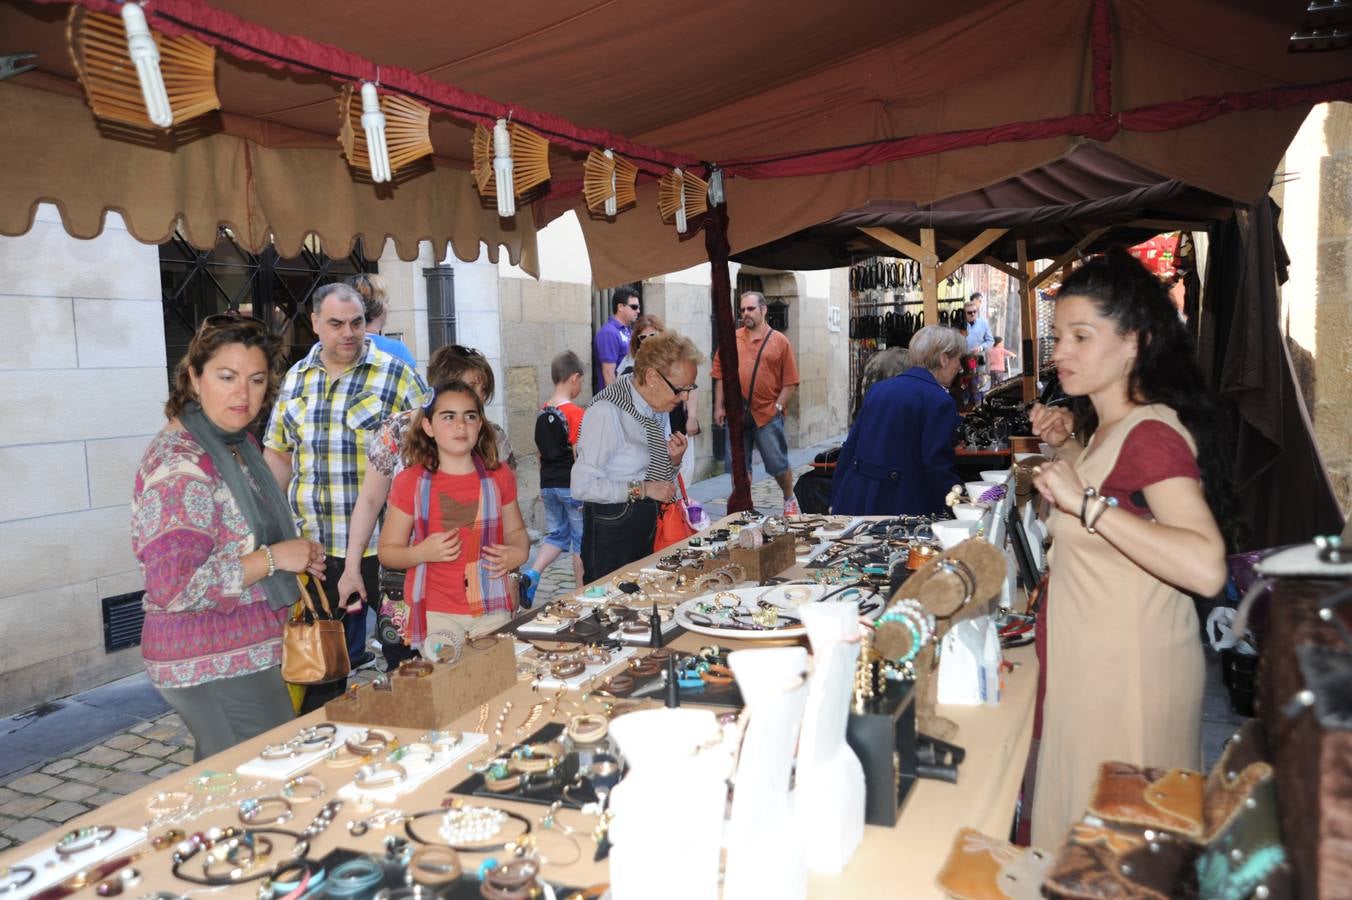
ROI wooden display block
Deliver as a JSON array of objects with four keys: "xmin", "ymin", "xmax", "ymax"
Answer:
[
  {"xmin": 729, "ymin": 532, "xmax": 796, "ymax": 583},
  {"xmin": 324, "ymin": 636, "xmax": 515, "ymax": 731}
]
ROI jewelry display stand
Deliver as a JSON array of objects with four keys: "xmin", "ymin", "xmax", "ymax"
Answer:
[
  {"xmin": 608, "ymin": 708, "xmax": 729, "ymax": 900},
  {"xmin": 795, "ymin": 603, "xmax": 865, "ymax": 874},
  {"xmin": 724, "ymin": 646, "xmax": 811, "ymax": 900}
]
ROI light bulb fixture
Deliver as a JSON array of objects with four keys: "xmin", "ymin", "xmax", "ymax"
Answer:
[
  {"xmin": 604, "ymin": 149, "xmax": 618, "ymax": 217},
  {"xmin": 120, "ymin": 2, "xmax": 172, "ymax": 127},
  {"xmin": 674, "ymin": 168, "xmax": 688, "ymax": 234},
  {"xmin": 658, "ymin": 168, "xmax": 709, "ymax": 233},
  {"xmin": 492, "ymin": 118, "xmax": 515, "ymax": 218},
  {"xmin": 708, "ymin": 168, "xmax": 725, "ymax": 207},
  {"xmin": 360, "ymin": 82, "xmax": 391, "ymax": 183}
]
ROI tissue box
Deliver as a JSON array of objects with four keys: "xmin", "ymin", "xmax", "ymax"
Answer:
[
  {"xmin": 325, "ymin": 635, "xmax": 515, "ymax": 730},
  {"xmin": 937, "ymin": 615, "xmax": 1002, "ymax": 707}
]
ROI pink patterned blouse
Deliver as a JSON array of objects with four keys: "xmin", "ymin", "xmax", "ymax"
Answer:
[{"xmin": 130, "ymin": 429, "xmax": 289, "ymax": 689}]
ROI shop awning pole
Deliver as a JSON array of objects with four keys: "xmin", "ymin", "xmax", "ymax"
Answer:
[{"xmin": 1017, "ymin": 238, "xmax": 1037, "ymax": 403}]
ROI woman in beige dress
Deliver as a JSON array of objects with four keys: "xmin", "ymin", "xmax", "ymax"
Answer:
[{"xmin": 1027, "ymin": 248, "xmax": 1228, "ymax": 849}]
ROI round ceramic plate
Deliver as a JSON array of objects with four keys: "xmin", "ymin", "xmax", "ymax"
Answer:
[{"xmin": 673, "ymin": 583, "xmax": 884, "ymax": 640}]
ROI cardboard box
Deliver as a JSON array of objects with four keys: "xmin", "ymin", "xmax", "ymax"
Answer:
[{"xmin": 324, "ymin": 635, "xmax": 516, "ymax": 730}]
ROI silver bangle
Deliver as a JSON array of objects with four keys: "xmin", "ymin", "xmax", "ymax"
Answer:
[
  {"xmin": 260, "ymin": 543, "xmax": 276, "ymax": 578},
  {"xmin": 354, "ymin": 762, "xmax": 408, "ymax": 789},
  {"xmin": 280, "ymin": 775, "xmax": 325, "ymax": 802}
]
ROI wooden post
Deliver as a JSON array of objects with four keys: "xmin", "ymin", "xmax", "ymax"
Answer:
[
  {"xmin": 920, "ymin": 228, "xmax": 939, "ymax": 325},
  {"xmin": 858, "ymin": 226, "xmax": 1006, "ymax": 328},
  {"xmin": 1017, "ymin": 238, "xmax": 1037, "ymax": 403}
]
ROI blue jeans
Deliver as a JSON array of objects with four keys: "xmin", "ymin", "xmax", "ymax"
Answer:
[
  {"xmin": 540, "ymin": 487, "xmax": 584, "ymax": 554},
  {"xmin": 729, "ymin": 412, "xmax": 791, "ymax": 476}
]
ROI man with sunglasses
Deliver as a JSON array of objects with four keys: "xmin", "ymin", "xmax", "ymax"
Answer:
[
  {"xmin": 593, "ymin": 285, "xmax": 641, "ymax": 391},
  {"xmin": 964, "ymin": 292, "xmax": 994, "ymax": 396},
  {"xmin": 712, "ymin": 291, "xmax": 802, "ymax": 516}
]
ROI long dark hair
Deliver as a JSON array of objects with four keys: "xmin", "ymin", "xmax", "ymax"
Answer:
[
  {"xmin": 404, "ymin": 380, "xmax": 500, "ymax": 471},
  {"xmin": 1056, "ymin": 248, "xmax": 1232, "ymax": 543}
]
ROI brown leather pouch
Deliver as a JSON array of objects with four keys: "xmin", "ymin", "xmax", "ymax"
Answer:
[
  {"xmin": 1086, "ymin": 761, "xmax": 1205, "ymax": 841},
  {"xmin": 935, "ymin": 827, "xmax": 1052, "ymax": 900},
  {"xmin": 1043, "ymin": 819, "xmax": 1196, "ymax": 899}
]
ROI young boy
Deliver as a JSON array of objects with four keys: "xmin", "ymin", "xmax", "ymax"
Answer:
[{"xmin": 522, "ymin": 351, "xmax": 586, "ymax": 604}]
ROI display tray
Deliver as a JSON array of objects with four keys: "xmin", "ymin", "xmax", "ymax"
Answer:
[
  {"xmin": 450, "ymin": 722, "xmax": 598, "ymax": 811},
  {"xmin": 673, "ymin": 583, "xmax": 883, "ymax": 641},
  {"xmin": 605, "ymin": 650, "xmax": 745, "ymax": 708},
  {"xmin": 512, "ymin": 608, "xmax": 687, "ymax": 646},
  {"xmin": 308, "ymin": 846, "xmax": 576, "ymax": 899}
]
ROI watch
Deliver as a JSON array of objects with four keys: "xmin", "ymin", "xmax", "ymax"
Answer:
[{"xmin": 774, "ymin": 403, "xmax": 784, "ymax": 414}]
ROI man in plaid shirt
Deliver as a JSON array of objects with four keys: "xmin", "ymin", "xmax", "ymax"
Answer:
[{"xmin": 264, "ymin": 283, "xmax": 426, "ymax": 682}]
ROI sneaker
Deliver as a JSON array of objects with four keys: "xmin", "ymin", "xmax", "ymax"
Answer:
[
  {"xmin": 521, "ymin": 569, "xmax": 541, "ymax": 609},
  {"xmin": 351, "ymin": 651, "xmax": 378, "ymax": 671},
  {"xmin": 783, "ymin": 496, "xmax": 801, "ymax": 517}
]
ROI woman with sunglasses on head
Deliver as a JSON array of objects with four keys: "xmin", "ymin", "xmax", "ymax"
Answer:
[
  {"xmin": 1026, "ymin": 248, "xmax": 1228, "ymax": 848},
  {"xmin": 339, "ymin": 344, "xmax": 516, "ymax": 652},
  {"xmin": 130, "ymin": 315, "xmax": 325, "ymax": 759},
  {"xmin": 572, "ymin": 330, "xmax": 704, "ymax": 582}
]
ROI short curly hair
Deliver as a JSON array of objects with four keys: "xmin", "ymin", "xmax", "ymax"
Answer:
[{"xmin": 633, "ymin": 330, "xmax": 703, "ymax": 381}]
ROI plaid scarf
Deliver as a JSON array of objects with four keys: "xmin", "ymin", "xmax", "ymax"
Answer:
[
  {"xmin": 592, "ymin": 375, "xmax": 675, "ymax": 483},
  {"xmin": 405, "ymin": 453, "xmax": 512, "ymax": 648}
]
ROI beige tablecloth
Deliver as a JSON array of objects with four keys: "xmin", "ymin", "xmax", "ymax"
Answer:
[{"xmin": 0, "ymin": 519, "xmax": 1037, "ymax": 898}]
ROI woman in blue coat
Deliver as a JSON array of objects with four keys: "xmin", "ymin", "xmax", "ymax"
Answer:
[{"xmin": 830, "ymin": 326, "xmax": 964, "ymax": 515}]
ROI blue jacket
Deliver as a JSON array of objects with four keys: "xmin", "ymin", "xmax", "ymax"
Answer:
[{"xmin": 829, "ymin": 366, "xmax": 960, "ymax": 516}]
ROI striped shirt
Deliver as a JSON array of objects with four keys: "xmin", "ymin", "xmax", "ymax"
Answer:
[{"xmin": 264, "ymin": 339, "xmax": 427, "ymax": 556}]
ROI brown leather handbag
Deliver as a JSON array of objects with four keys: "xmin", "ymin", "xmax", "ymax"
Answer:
[{"xmin": 281, "ymin": 575, "xmax": 351, "ymax": 685}]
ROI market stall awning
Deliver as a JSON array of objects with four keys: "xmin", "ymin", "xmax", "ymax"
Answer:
[{"xmin": 1, "ymin": 0, "xmax": 1349, "ymax": 283}]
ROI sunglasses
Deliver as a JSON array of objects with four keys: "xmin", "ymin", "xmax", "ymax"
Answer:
[
  {"xmin": 966, "ymin": 311, "xmax": 978, "ymax": 316},
  {"xmin": 656, "ymin": 369, "xmax": 696, "ymax": 398},
  {"xmin": 447, "ymin": 344, "xmax": 483, "ymax": 357},
  {"xmin": 626, "ymin": 304, "xmax": 641, "ymax": 310},
  {"xmin": 202, "ymin": 312, "xmax": 268, "ymax": 332}
]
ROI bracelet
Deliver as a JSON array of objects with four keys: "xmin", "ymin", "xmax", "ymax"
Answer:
[
  {"xmin": 628, "ymin": 658, "xmax": 661, "ymax": 677},
  {"xmin": 700, "ymin": 664, "xmax": 735, "ymax": 685},
  {"xmin": 550, "ymin": 660, "xmax": 586, "ymax": 679},
  {"xmin": 238, "ymin": 795, "xmax": 293, "ymax": 826},
  {"xmin": 353, "ymin": 761, "xmax": 408, "ymax": 789},
  {"xmin": 1084, "ymin": 494, "xmax": 1120, "ymax": 534},
  {"xmin": 398, "ymin": 659, "xmax": 436, "ymax": 678},
  {"xmin": 406, "ymin": 804, "xmax": 533, "ymax": 852},
  {"xmin": 1079, "ymin": 486, "xmax": 1098, "ymax": 526},
  {"xmin": 280, "ymin": 775, "xmax": 325, "ymax": 803},
  {"xmin": 326, "ymin": 857, "xmax": 385, "ymax": 897},
  {"xmin": 346, "ymin": 728, "xmax": 397, "ymax": 756},
  {"xmin": 0, "ymin": 866, "xmax": 36, "ymax": 893},
  {"xmin": 189, "ymin": 771, "xmax": 240, "ymax": 796},
  {"xmin": 55, "ymin": 824, "xmax": 116, "ymax": 857},
  {"xmin": 628, "ymin": 480, "xmax": 644, "ymax": 502},
  {"xmin": 145, "ymin": 790, "xmax": 193, "ymax": 817},
  {"xmin": 509, "ymin": 743, "xmax": 562, "ymax": 774},
  {"xmin": 599, "ymin": 673, "xmax": 635, "ymax": 696},
  {"xmin": 260, "ymin": 543, "xmax": 277, "ymax": 578},
  {"xmin": 566, "ymin": 714, "xmax": 610, "ymax": 745},
  {"xmin": 409, "ymin": 846, "xmax": 463, "ymax": 886},
  {"xmin": 260, "ymin": 741, "xmax": 300, "ymax": 761}
]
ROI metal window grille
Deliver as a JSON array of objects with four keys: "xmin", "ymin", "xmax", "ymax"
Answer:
[{"xmin": 102, "ymin": 592, "xmax": 146, "ymax": 652}]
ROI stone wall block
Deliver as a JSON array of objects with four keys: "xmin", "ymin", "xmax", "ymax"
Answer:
[
  {"xmin": 0, "ymin": 505, "xmax": 139, "ymax": 598},
  {"xmin": 96, "ymin": 569, "xmax": 145, "ymax": 601},
  {"xmin": 0, "ymin": 582, "xmax": 102, "ymax": 673},
  {"xmin": 0, "ymin": 218, "xmax": 160, "ymax": 301},
  {"xmin": 3, "ymin": 295, "xmax": 76, "ymax": 370},
  {"xmin": 73, "ymin": 299, "xmax": 166, "ymax": 369},
  {"xmin": 0, "ymin": 443, "xmax": 88, "ymax": 523},
  {"xmin": 86, "ymin": 436, "xmax": 153, "ymax": 509},
  {"xmin": 505, "ymin": 366, "xmax": 540, "ymax": 455},
  {"xmin": 0, "ymin": 369, "xmax": 166, "ymax": 446}
]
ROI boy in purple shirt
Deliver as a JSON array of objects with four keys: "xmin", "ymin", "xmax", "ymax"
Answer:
[{"xmin": 594, "ymin": 286, "xmax": 641, "ymax": 391}]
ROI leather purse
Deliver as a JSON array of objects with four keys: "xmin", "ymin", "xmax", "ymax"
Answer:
[
  {"xmin": 936, "ymin": 827, "xmax": 1052, "ymax": 899},
  {"xmin": 281, "ymin": 575, "xmax": 351, "ymax": 685},
  {"xmin": 653, "ymin": 475, "xmax": 696, "ymax": 552},
  {"xmin": 1043, "ymin": 818, "xmax": 1196, "ymax": 900}
]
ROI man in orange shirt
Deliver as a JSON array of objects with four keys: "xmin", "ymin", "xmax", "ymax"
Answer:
[{"xmin": 712, "ymin": 291, "xmax": 802, "ymax": 515}]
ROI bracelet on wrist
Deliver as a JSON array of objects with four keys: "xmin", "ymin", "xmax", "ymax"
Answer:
[
  {"xmin": 1084, "ymin": 494, "xmax": 1119, "ymax": 534},
  {"xmin": 1079, "ymin": 487, "xmax": 1098, "ymax": 526},
  {"xmin": 628, "ymin": 481, "xmax": 644, "ymax": 503},
  {"xmin": 260, "ymin": 544, "xmax": 277, "ymax": 578}
]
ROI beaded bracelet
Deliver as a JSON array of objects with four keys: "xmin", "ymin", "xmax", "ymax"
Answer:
[
  {"xmin": 55, "ymin": 824, "xmax": 116, "ymax": 857},
  {"xmin": 238, "ymin": 795, "xmax": 293, "ymax": 826}
]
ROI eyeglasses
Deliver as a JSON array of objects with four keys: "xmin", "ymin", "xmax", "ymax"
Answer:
[
  {"xmin": 656, "ymin": 369, "xmax": 696, "ymax": 398},
  {"xmin": 202, "ymin": 312, "xmax": 267, "ymax": 333}
]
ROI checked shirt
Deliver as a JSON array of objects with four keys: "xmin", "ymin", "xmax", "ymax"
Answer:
[{"xmin": 264, "ymin": 339, "xmax": 427, "ymax": 557}]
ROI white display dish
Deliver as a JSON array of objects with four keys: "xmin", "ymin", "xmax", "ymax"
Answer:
[{"xmin": 673, "ymin": 584, "xmax": 882, "ymax": 641}]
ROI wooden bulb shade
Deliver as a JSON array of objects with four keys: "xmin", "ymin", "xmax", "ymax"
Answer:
[
  {"xmin": 337, "ymin": 84, "xmax": 433, "ymax": 177},
  {"xmin": 583, "ymin": 149, "xmax": 639, "ymax": 215},
  {"xmin": 472, "ymin": 121, "xmax": 551, "ymax": 202},
  {"xmin": 68, "ymin": 7, "xmax": 219, "ymax": 129},
  {"xmin": 657, "ymin": 168, "xmax": 709, "ymax": 225}
]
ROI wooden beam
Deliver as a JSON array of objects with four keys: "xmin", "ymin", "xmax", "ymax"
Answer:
[
  {"xmin": 1122, "ymin": 218, "xmax": 1213, "ymax": 233},
  {"xmin": 858, "ymin": 226, "xmax": 936, "ymax": 266},
  {"xmin": 921, "ymin": 228, "xmax": 939, "ymax": 325},
  {"xmin": 938, "ymin": 238, "xmax": 1024, "ymax": 281},
  {"xmin": 1027, "ymin": 227, "xmax": 1109, "ymax": 293},
  {"xmin": 1017, "ymin": 238, "xmax": 1037, "ymax": 404},
  {"xmin": 937, "ymin": 228, "xmax": 1008, "ymax": 280}
]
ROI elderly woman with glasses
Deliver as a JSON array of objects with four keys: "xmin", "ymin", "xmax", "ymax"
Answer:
[
  {"xmin": 829, "ymin": 325, "xmax": 965, "ymax": 516},
  {"xmin": 617, "ymin": 314, "xmax": 702, "ymax": 444},
  {"xmin": 572, "ymin": 330, "xmax": 704, "ymax": 582}
]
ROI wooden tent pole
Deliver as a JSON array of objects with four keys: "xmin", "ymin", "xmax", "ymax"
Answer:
[
  {"xmin": 1017, "ymin": 238, "xmax": 1037, "ymax": 403},
  {"xmin": 858, "ymin": 226, "xmax": 1007, "ymax": 327},
  {"xmin": 920, "ymin": 229, "xmax": 939, "ymax": 325}
]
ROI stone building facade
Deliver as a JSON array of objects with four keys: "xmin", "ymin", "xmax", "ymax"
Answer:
[{"xmin": 0, "ymin": 206, "xmax": 849, "ymax": 715}]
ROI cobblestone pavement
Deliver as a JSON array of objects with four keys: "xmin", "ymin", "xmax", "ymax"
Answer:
[{"xmin": 0, "ymin": 462, "xmax": 823, "ymax": 854}]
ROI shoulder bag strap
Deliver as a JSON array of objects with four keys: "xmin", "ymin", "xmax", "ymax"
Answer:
[{"xmin": 745, "ymin": 329, "xmax": 776, "ymax": 421}]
